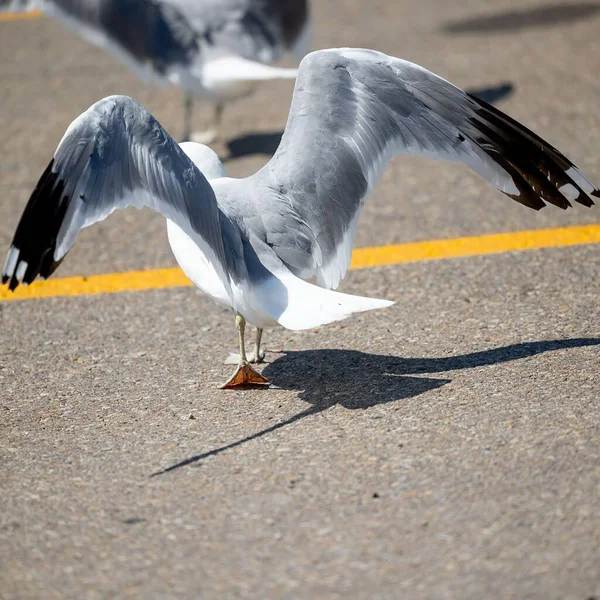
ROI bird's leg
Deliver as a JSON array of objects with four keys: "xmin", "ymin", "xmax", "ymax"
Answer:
[
  {"xmin": 219, "ymin": 314, "xmax": 270, "ymax": 389},
  {"xmin": 182, "ymin": 91, "xmax": 194, "ymax": 142},
  {"xmin": 224, "ymin": 326, "xmax": 265, "ymax": 364},
  {"xmin": 215, "ymin": 102, "xmax": 224, "ymax": 136},
  {"xmin": 252, "ymin": 327, "xmax": 265, "ymax": 363},
  {"xmin": 190, "ymin": 102, "xmax": 223, "ymax": 145}
]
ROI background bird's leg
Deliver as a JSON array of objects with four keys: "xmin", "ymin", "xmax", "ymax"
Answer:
[
  {"xmin": 214, "ymin": 102, "xmax": 224, "ymax": 138},
  {"xmin": 190, "ymin": 102, "xmax": 223, "ymax": 145},
  {"xmin": 219, "ymin": 314, "xmax": 270, "ymax": 389},
  {"xmin": 182, "ymin": 91, "xmax": 193, "ymax": 142}
]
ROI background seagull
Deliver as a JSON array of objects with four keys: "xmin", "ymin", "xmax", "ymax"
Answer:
[
  {"xmin": 2, "ymin": 0, "xmax": 311, "ymax": 142},
  {"xmin": 2, "ymin": 48, "xmax": 597, "ymax": 388}
]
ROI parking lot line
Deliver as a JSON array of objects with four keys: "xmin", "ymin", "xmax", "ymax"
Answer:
[
  {"xmin": 1, "ymin": 224, "xmax": 597, "ymax": 303},
  {"xmin": 0, "ymin": 10, "xmax": 42, "ymax": 22},
  {"xmin": 348, "ymin": 223, "xmax": 600, "ymax": 269}
]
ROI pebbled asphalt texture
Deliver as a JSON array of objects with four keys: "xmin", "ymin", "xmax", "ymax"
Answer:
[{"xmin": 0, "ymin": 1, "xmax": 599, "ymax": 598}]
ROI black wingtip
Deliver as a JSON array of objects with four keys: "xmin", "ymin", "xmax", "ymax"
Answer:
[
  {"xmin": 40, "ymin": 253, "xmax": 65, "ymax": 280},
  {"xmin": 577, "ymin": 194, "xmax": 595, "ymax": 208},
  {"xmin": 467, "ymin": 94, "xmax": 599, "ymax": 211},
  {"xmin": 3, "ymin": 158, "xmax": 70, "ymax": 290}
]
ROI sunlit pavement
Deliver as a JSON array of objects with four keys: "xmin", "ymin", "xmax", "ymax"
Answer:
[{"xmin": 1, "ymin": 3, "xmax": 599, "ymax": 598}]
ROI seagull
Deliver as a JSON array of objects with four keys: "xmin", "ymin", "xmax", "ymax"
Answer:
[
  {"xmin": 2, "ymin": 0, "xmax": 310, "ymax": 142},
  {"xmin": 2, "ymin": 48, "xmax": 597, "ymax": 388}
]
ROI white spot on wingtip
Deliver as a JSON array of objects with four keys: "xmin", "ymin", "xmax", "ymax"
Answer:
[
  {"xmin": 15, "ymin": 260, "xmax": 28, "ymax": 282},
  {"xmin": 558, "ymin": 183, "xmax": 579, "ymax": 201},
  {"xmin": 2, "ymin": 246, "xmax": 20, "ymax": 279},
  {"xmin": 565, "ymin": 167, "xmax": 595, "ymax": 194}
]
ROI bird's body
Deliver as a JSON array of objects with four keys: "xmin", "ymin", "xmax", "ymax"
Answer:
[
  {"xmin": 3, "ymin": 0, "xmax": 310, "ymax": 140},
  {"xmin": 166, "ymin": 150, "xmax": 392, "ymax": 331},
  {"xmin": 2, "ymin": 48, "xmax": 597, "ymax": 387}
]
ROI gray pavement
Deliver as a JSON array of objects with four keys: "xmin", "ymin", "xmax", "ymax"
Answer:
[{"xmin": 1, "ymin": 1, "xmax": 599, "ymax": 598}]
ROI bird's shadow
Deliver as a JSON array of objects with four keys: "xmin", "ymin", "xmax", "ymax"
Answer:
[
  {"xmin": 152, "ymin": 337, "xmax": 599, "ymax": 476},
  {"xmin": 443, "ymin": 2, "xmax": 600, "ymax": 34},
  {"xmin": 224, "ymin": 131, "xmax": 284, "ymax": 162},
  {"xmin": 467, "ymin": 83, "xmax": 514, "ymax": 105}
]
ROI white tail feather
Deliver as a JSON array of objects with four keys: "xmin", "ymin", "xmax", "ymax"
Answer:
[
  {"xmin": 202, "ymin": 56, "xmax": 297, "ymax": 86},
  {"xmin": 255, "ymin": 268, "xmax": 393, "ymax": 330}
]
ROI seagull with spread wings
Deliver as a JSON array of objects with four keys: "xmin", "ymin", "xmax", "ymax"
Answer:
[
  {"xmin": 2, "ymin": 49, "xmax": 597, "ymax": 388},
  {"xmin": 2, "ymin": 0, "xmax": 310, "ymax": 142}
]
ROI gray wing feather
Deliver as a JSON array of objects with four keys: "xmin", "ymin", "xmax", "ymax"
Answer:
[
  {"xmin": 166, "ymin": 0, "xmax": 309, "ymax": 61},
  {"xmin": 54, "ymin": 96, "xmax": 224, "ymax": 255},
  {"xmin": 2, "ymin": 95, "xmax": 230, "ymax": 291},
  {"xmin": 244, "ymin": 48, "xmax": 597, "ymax": 289},
  {"xmin": 48, "ymin": 0, "xmax": 199, "ymax": 74},
  {"xmin": 41, "ymin": 0, "xmax": 308, "ymax": 84}
]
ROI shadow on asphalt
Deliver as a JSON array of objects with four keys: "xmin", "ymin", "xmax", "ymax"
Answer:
[
  {"xmin": 152, "ymin": 337, "xmax": 599, "ymax": 476},
  {"xmin": 466, "ymin": 83, "xmax": 514, "ymax": 105},
  {"xmin": 224, "ymin": 131, "xmax": 283, "ymax": 162},
  {"xmin": 442, "ymin": 3, "xmax": 600, "ymax": 34}
]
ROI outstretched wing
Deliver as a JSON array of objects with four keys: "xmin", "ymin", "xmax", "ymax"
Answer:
[
  {"xmin": 165, "ymin": 0, "xmax": 310, "ymax": 62},
  {"xmin": 27, "ymin": 0, "xmax": 201, "ymax": 80},
  {"xmin": 2, "ymin": 95, "xmax": 229, "ymax": 292},
  {"xmin": 245, "ymin": 48, "xmax": 598, "ymax": 289}
]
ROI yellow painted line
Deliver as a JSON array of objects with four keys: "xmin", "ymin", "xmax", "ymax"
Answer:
[
  {"xmin": 0, "ymin": 10, "xmax": 42, "ymax": 22},
  {"xmin": 349, "ymin": 223, "xmax": 600, "ymax": 269},
  {"xmin": 1, "ymin": 267, "xmax": 190, "ymax": 303},
  {"xmin": 0, "ymin": 224, "xmax": 598, "ymax": 303}
]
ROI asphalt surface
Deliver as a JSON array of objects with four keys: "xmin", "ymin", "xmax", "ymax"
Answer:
[{"xmin": 1, "ymin": 1, "xmax": 599, "ymax": 598}]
